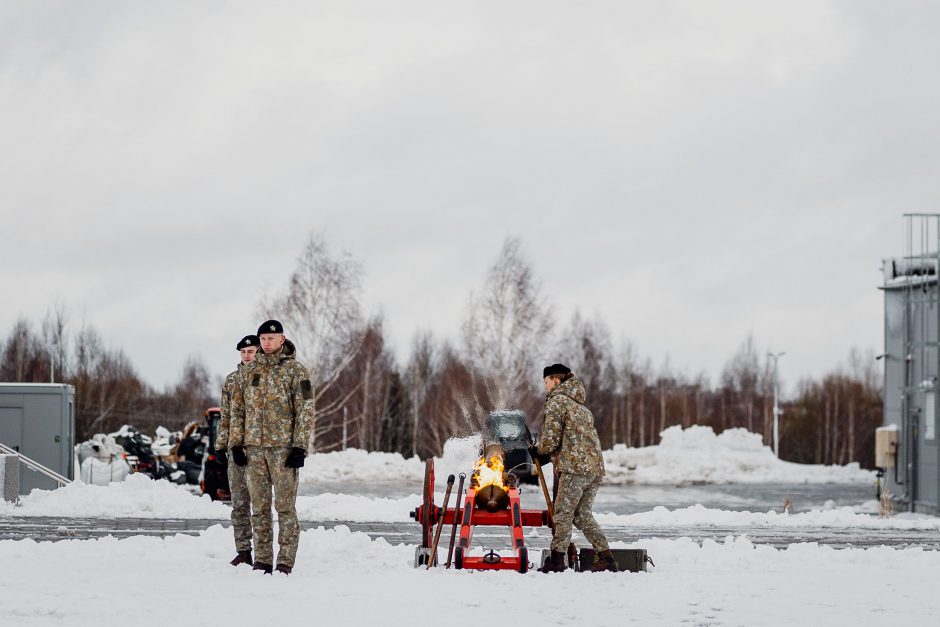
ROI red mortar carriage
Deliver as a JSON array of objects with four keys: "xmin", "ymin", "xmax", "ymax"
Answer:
[{"xmin": 411, "ymin": 445, "xmax": 552, "ymax": 573}]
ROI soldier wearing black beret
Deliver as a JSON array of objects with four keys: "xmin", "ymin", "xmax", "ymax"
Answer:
[{"xmin": 216, "ymin": 333, "xmax": 260, "ymax": 567}]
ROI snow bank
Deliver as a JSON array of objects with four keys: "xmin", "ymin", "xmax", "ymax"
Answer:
[
  {"xmin": 1, "ymin": 526, "xmax": 937, "ymax": 627},
  {"xmin": 300, "ymin": 448, "xmax": 425, "ymax": 483},
  {"xmin": 605, "ymin": 425, "xmax": 875, "ymax": 484},
  {"xmin": 299, "ymin": 433, "xmax": 481, "ymax": 485},
  {"xmin": 296, "ymin": 497, "xmax": 940, "ymax": 530},
  {"xmin": 12, "ymin": 478, "xmax": 935, "ymax": 532},
  {"xmin": 597, "ymin": 504, "xmax": 940, "ymax": 531},
  {"xmin": 7, "ymin": 473, "xmax": 227, "ymax": 518},
  {"xmin": 295, "ymin": 493, "xmax": 417, "ymax": 522},
  {"xmin": 300, "ymin": 427, "xmax": 874, "ymax": 487}
]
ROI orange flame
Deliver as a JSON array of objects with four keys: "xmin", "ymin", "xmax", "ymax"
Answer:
[{"xmin": 472, "ymin": 454, "xmax": 506, "ymax": 491}]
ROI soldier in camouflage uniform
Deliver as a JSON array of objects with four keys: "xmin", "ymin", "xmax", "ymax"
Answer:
[
  {"xmin": 229, "ymin": 320, "xmax": 313, "ymax": 575},
  {"xmin": 216, "ymin": 334, "xmax": 258, "ymax": 566},
  {"xmin": 532, "ymin": 363, "xmax": 617, "ymax": 573}
]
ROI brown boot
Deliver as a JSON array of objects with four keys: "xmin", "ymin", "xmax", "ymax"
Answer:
[
  {"xmin": 591, "ymin": 549, "xmax": 619, "ymax": 573},
  {"xmin": 539, "ymin": 550, "xmax": 568, "ymax": 573},
  {"xmin": 252, "ymin": 562, "xmax": 273, "ymax": 574},
  {"xmin": 230, "ymin": 550, "xmax": 252, "ymax": 566},
  {"xmin": 275, "ymin": 564, "xmax": 292, "ymax": 575}
]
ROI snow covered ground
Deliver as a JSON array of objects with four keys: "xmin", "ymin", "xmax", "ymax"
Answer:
[
  {"xmin": 1, "ymin": 427, "xmax": 936, "ymax": 625},
  {"xmin": 1, "ymin": 525, "xmax": 937, "ymax": 627}
]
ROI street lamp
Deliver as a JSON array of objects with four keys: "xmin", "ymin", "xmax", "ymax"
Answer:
[{"xmin": 768, "ymin": 351, "xmax": 785, "ymax": 458}]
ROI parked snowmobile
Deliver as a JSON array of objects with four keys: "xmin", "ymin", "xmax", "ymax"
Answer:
[
  {"xmin": 111, "ymin": 425, "xmax": 164, "ymax": 479},
  {"xmin": 485, "ymin": 410, "xmax": 538, "ymax": 484},
  {"xmin": 201, "ymin": 407, "xmax": 231, "ymax": 501},
  {"xmin": 173, "ymin": 422, "xmax": 207, "ymax": 485}
]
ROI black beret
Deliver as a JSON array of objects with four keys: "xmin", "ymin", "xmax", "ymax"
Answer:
[
  {"xmin": 236, "ymin": 335, "xmax": 258, "ymax": 351},
  {"xmin": 543, "ymin": 363, "xmax": 571, "ymax": 378},
  {"xmin": 257, "ymin": 319, "xmax": 284, "ymax": 336}
]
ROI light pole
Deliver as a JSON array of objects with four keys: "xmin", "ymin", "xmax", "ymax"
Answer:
[{"xmin": 768, "ymin": 351, "xmax": 785, "ymax": 457}]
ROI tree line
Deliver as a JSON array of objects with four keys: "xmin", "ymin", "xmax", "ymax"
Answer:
[{"xmin": 1, "ymin": 235, "xmax": 884, "ymax": 468}]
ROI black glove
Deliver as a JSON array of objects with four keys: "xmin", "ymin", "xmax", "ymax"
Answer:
[
  {"xmin": 528, "ymin": 444, "xmax": 552, "ymax": 466},
  {"xmin": 230, "ymin": 446, "xmax": 248, "ymax": 467},
  {"xmin": 285, "ymin": 447, "xmax": 306, "ymax": 468}
]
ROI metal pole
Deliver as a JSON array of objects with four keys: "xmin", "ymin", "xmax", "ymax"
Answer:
[{"xmin": 768, "ymin": 351, "xmax": 785, "ymax": 457}]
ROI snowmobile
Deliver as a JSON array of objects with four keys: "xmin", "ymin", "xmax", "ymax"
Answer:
[
  {"xmin": 201, "ymin": 407, "xmax": 231, "ymax": 501},
  {"xmin": 484, "ymin": 410, "xmax": 539, "ymax": 484}
]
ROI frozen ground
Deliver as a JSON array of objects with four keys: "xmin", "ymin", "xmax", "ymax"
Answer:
[{"xmin": 1, "ymin": 525, "xmax": 938, "ymax": 627}]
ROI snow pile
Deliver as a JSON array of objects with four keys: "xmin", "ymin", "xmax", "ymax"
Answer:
[
  {"xmin": 436, "ymin": 433, "xmax": 483, "ymax": 479},
  {"xmin": 605, "ymin": 425, "xmax": 875, "ymax": 484},
  {"xmin": 300, "ymin": 448, "xmax": 425, "ymax": 483},
  {"xmin": 9, "ymin": 480, "xmax": 936, "ymax": 530},
  {"xmin": 299, "ymin": 497, "xmax": 940, "ymax": 530},
  {"xmin": 7, "ymin": 473, "xmax": 227, "ymax": 518},
  {"xmin": 295, "ymin": 493, "xmax": 417, "ymax": 522},
  {"xmin": 302, "ymin": 427, "xmax": 874, "ymax": 487},
  {"xmin": 597, "ymin": 504, "xmax": 940, "ymax": 531},
  {"xmin": 299, "ymin": 433, "xmax": 482, "ymax": 485},
  {"xmin": 1, "ymin": 526, "xmax": 938, "ymax": 626}
]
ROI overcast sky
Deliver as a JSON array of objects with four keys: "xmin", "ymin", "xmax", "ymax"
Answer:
[{"xmin": 1, "ymin": 1, "xmax": 936, "ymax": 393}]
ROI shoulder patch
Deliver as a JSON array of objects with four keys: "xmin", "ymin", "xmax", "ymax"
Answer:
[{"xmin": 300, "ymin": 379, "xmax": 313, "ymax": 400}]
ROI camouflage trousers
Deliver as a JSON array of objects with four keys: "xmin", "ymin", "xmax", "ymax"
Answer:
[
  {"xmin": 551, "ymin": 472, "xmax": 609, "ymax": 552},
  {"xmin": 226, "ymin": 451, "xmax": 252, "ymax": 552},
  {"xmin": 245, "ymin": 446, "xmax": 300, "ymax": 567}
]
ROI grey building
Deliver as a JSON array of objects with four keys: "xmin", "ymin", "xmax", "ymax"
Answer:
[
  {"xmin": 0, "ymin": 383, "xmax": 75, "ymax": 494},
  {"xmin": 881, "ymin": 214, "xmax": 940, "ymax": 514}
]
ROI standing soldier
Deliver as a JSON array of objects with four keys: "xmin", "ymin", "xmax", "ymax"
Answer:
[
  {"xmin": 530, "ymin": 363, "xmax": 618, "ymax": 573},
  {"xmin": 216, "ymin": 334, "xmax": 258, "ymax": 566},
  {"xmin": 229, "ymin": 320, "xmax": 313, "ymax": 575}
]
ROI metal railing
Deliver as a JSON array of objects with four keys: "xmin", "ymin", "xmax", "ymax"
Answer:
[{"xmin": 0, "ymin": 441, "xmax": 71, "ymax": 487}]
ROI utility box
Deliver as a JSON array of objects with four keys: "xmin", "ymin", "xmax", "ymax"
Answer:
[
  {"xmin": 578, "ymin": 548, "xmax": 652, "ymax": 573},
  {"xmin": 0, "ymin": 384, "xmax": 75, "ymax": 494},
  {"xmin": 875, "ymin": 425, "xmax": 899, "ymax": 469}
]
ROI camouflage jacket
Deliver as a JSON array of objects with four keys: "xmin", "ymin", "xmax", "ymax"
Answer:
[
  {"xmin": 215, "ymin": 365, "xmax": 242, "ymax": 450},
  {"xmin": 229, "ymin": 339, "xmax": 314, "ymax": 449},
  {"xmin": 536, "ymin": 377, "xmax": 605, "ymax": 476}
]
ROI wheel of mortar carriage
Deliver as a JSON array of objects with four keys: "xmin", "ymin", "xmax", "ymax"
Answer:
[
  {"xmin": 518, "ymin": 547, "xmax": 528, "ymax": 574},
  {"xmin": 421, "ymin": 458, "xmax": 435, "ymax": 548},
  {"xmin": 454, "ymin": 546, "xmax": 464, "ymax": 570}
]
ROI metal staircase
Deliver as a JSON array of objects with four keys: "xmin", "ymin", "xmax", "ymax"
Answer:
[{"xmin": 0, "ymin": 441, "xmax": 71, "ymax": 488}]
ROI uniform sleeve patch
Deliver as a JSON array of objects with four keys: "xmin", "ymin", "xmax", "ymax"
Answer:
[
  {"xmin": 300, "ymin": 379, "xmax": 313, "ymax": 400},
  {"xmin": 251, "ymin": 374, "xmax": 261, "ymax": 386}
]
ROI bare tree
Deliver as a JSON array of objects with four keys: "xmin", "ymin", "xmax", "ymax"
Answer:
[
  {"xmin": 1, "ymin": 318, "xmax": 43, "ymax": 382},
  {"xmin": 260, "ymin": 233, "xmax": 366, "ymax": 451},
  {"xmin": 721, "ymin": 335, "xmax": 762, "ymax": 433},
  {"xmin": 405, "ymin": 331, "xmax": 437, "ymax": 457},
  {"xmin": 558, "ymin": 310, "xmax": 614, "ymax": 442},
  {"xmin": 71, "ymin": 322, "xmax": 147, "ymax": 438},
  {"xmin": 173, "ymin": 355, "xmax": 214, "ymax": 421},
  {"xmin": 41, "ymin": 303, "xmax": 69, "ymax": 383},
  {"xmin": 461, "ymin": 237, "xmax": 553, "ymax": 418},
  {"xmin": 421, "ymin": 345, "xmax": 480, "ymax": 455}
]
